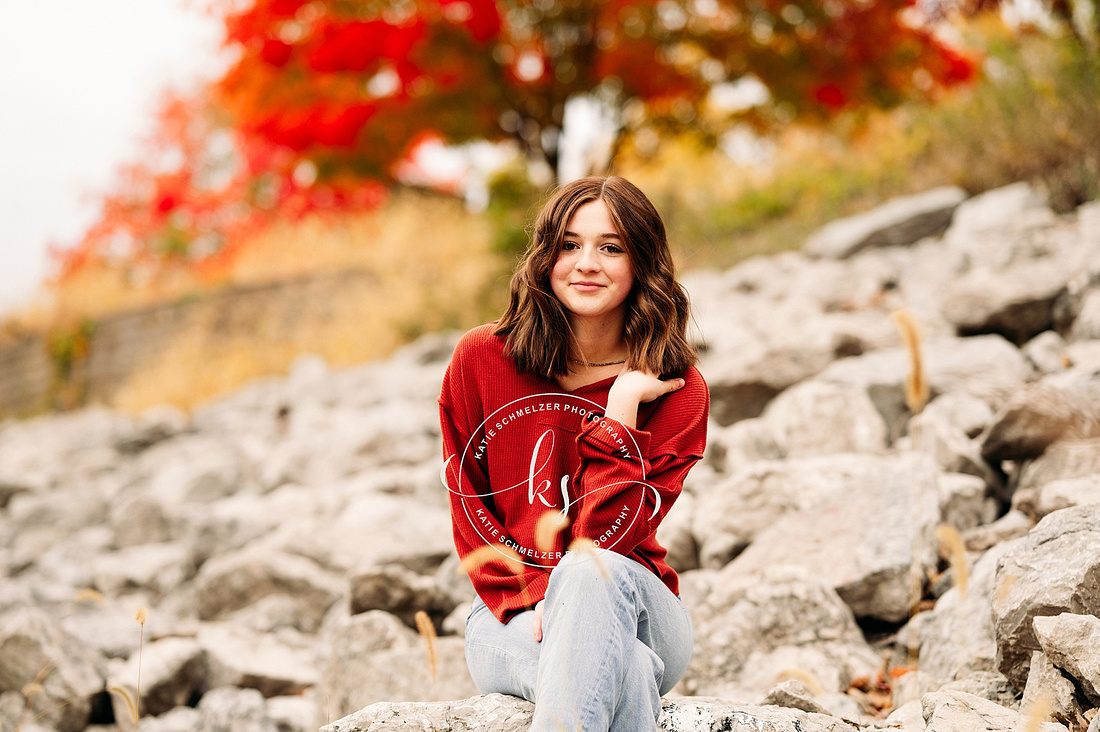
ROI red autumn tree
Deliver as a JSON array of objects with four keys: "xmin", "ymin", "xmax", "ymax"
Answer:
[{"xmin": 58, "ymin": 0, "xmax": 978, "ymax": 279}]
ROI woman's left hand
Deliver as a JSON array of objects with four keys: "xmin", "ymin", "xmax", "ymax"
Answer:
[{"xmin": 605, "ymin": 368, "xmax": 685, "ymax": 429}]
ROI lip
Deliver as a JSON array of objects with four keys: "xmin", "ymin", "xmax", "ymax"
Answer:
[{"xmin": 570, "ymin": 281, "xmax": 604, "ymax": 292}]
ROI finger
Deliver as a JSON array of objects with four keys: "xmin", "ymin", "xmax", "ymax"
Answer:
[{"xmin": 664, "ymin": 378, "xmax": 686, "ymax": 393}]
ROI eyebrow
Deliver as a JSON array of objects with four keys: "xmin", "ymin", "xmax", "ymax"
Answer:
[{"xmin": 563, "ymin": 230, "xmax": 622, "ymax": 240}]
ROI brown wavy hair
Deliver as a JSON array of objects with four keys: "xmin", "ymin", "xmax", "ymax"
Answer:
[{"xmin": 494, "ymin": 176, "xmax": 696, "ymax": 379}]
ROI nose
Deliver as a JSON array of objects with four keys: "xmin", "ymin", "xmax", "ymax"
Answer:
[{"xmin": 575, "ymin": 244, "xmax": 600, "ymax": 272}]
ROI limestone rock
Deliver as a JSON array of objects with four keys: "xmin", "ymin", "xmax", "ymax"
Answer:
[
  {"xmin": 1035, "ymin": 474, "xmax": 1100, "ymax": 518},
  {"xmin": 0, "ymin": 607, "xmax": 105, "ymax": 732},
  {"xmin": 692, "ymin": 454, "xmax": 911, "ymax": 570},
  {"xmin": 685, "ymin": 568, "xmax": 878, "ymax": 699},
  {"xmin": 192, "ymin": 547, "xmax": 343, "ymax": 633},
  {"xmin": 819, "ymin": 335, "xmax": 1033, "ymax": 435},
  {"xmin": 981, "ymin": 383, "xmax": 1100, "ymax": 464},
  {"xmin": 319, "ymin": 610, "xmax": 477, "ymax": 721},
  {"xmin": 942, "ymin": 182, "xmax": 1056, "ymax": 269},
  {"xmin": 197, "ymin": 686, "xmax": 277, "ymax": 732},
  {"xmin": 703, "ymin": 341, "xmax": 837, "ymax": 426},
  {"xmin": 937, "ymin": 671, "xmax": 1018, "ymax": 709},
  {"xmin": 266, "ymin": 693, "xmax": 319, "ymax": 732},
  {"xmin": 942, "ymin": 261, "xmax": 1070, "ymax": 344},
  {"xmin": 349, "ymin": 564, "xmax": 459, "ymax": 629},
  {"xmin": 992, "ymin": 504, "xmax": 1100, "ymax": 689},
  {"xmin": 915, "ymin": 541, "xmax": 1014, "ymax": 687},
  {"xmin": 1017, "ymin": 438, "xmax": 1100, "ymax": 498},
  {"xmin": 655, "ymin": 489, "xmax": 699, "ymax": 572},
  {"xmin": 962, "ymin": 510, "xmax": 1033, "ymax": 552},
  {"xmin": 113, "ymin": 405, "xmax": 190, "ymax": 454},
  {"xmin": 134, "ymin": 705, "xmax": 203, "ymax": 732},
  {"xmin": 759, "ymin": 678, "xmax": 831, "ymax": 715},
  {"xmin": 758, "ymin": 379, "xmax": 888, "ymax": 458},
  {"xmin": 92, "ymin": 542, "xmax": 195, "ymax": 598},
  {"xmin": 1033, "ymin": 613, "xmax": 1100, "ymax": 704},
  {"xmin": 108, "ymin": 637, "xmax": 205, "ymax": 719},
  {"xmin": 921, "ymin": 689, "xmax": 1067, "ymax": 732},
  {"xmin": 804, "ymin": 186, "xmax": 967, "ymax": 259},
  {"xmin": 321, "ymin": 694, "xmax": 860, "ymax": 732},
  {"xmin": 198, "ymin": 624, "xmax": 317, "ymax": 697},
  {"xmin": 1071, "ymin": 289, "xmax": 1100, "ymax": 341},
  {"xmin": 711, "ymin": 455, "xmax": 942, "ymax": 623},
  {"xmin": 1024, "ymin": 330, "xmax": 1070, "ymax": 374},
  {"xmin": 1021, "ymin": 650, "xmax": 1082, "ymax": 728}
]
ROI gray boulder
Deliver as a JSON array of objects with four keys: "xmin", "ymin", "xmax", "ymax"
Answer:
[
  {"xmin": 321, "ymin": 693, "xmax": 860, "ymax": 732},
  {"xmin": 108, "ymin": 636, "xmax": 205, "ymax": 719},
  {"xmin": 1020, "ymin": 650, "xmax": 1082, "ymax": 728},
  {"xmin": 1070, "ymin": 289, "xmax": 1100, "ymax": 341},
  {"xmin": 942, "ymin": 261, "xmax": 1070, "ymax": 344},
  {"xmin": 758, "ymin": 678, "xmax": 831, "ymax": 715},
  {"xmin": 197, "ymin": 623, "xmax": 317, "ymax": 697},
  {"xmin": 348, "ymin": 564, "xmax": 458, "ymax": 629},
  {"xmin": 819, "ymin": 335, "xmax": 1033, "ymax": 437},
  {"xmin": 319, "ymin": 610, "xmax": 477, "ymax": 722},
  {"xmin": 1023, "ymin": 330, "xmax": 1070, "ymax": 374},
  {"xmin": 711, "ymin": 454, "xmax": 948, "ymax": 623},
  {"xmin": 981, "ymin": 383, "xmax": 1100, "ymax": 464},
  {"xmin": 804, "ymin": 186, "xmax": 967, "ymax": 259},
  {"xmin": 685, "ymin": 568, "xmax": 879, "ymax": 699},
  {"xmin": 921, "ymin": 689, "xmax": 1067, "ymax": 732},
  {"xmin": 197, "ymin": 686, "xmax": 277, "ymax": 732},
  {"xmin": 192, "ymin": 547, "xmax": 343, "ymax": 633},
  {"xmin": 0, "ymin": 607, "xmax": 105, "ymax": 732},
  {"xmin": 1033, "ymin": 613, "xmax": 1100, "ymax": 704},
  {"xmin": 92, "ymin": 541, "xmax": 196, "ymax": 598},
  {"xmin": 991, "ymin": 504, "xmax": 1100, "ymax": 689},
  {"xmin": 757, "ymin": 379, "xmax": 888, "ymax": 458},
  {"xmin": 914, "ymin": 541, "xmax": 1014, "ymax": 687},
  {"xmin": 1035, "ymin": 474, "xmax": 1100, "ymax": 518},
  {"xmin": 692, "ymin": 453, "xmax": 917, "ymax": 570}
]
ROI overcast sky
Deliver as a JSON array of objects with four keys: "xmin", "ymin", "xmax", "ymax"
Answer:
[{"xmin": 0, "ymin": 0, "xmax": 222, "ymax": 316}]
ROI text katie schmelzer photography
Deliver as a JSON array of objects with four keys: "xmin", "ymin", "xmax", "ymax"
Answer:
[{"xmin": 440, "ymin": 393, "xmax": 661, "ymax": 568}]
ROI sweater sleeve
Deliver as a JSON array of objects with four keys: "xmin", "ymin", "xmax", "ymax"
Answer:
[
  {"xmin": 570, "ymin": 371, "xmax": 709, "ymax": 556},
  {"xmin": 438, "ymin": 337, "xmax": 549, "ymax": 624}
]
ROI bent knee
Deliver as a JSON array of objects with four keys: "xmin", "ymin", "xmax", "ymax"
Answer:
[{"xmin": 548, "ymin": 548, "xmax": 638, "ymax": 592}]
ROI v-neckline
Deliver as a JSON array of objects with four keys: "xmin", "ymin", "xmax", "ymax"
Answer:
[{"xmin": 552, "ymin": 373, "xmax": 617, "ymax": 395}]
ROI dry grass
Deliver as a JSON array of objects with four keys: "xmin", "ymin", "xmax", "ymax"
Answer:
[
  {"xmin": 891, "ymin": 310, "xmax": 930, "ymax": 416},
  {"xmin": 16, "ymin": 190, "xmax": 504, "ymax": 413},
  {"xmin": 934, "ymin": 524, "xmax": 970, "ymax": 600},
  {"xmin": 413, "ymin": 610, "xmax": 439, "ymax": 700}
]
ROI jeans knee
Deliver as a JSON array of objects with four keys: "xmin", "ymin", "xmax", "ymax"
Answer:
[{"xmin": 547, "ymin": 548, "xmax": 636, "ymax": 598}]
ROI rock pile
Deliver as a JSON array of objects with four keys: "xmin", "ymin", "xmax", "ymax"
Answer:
[{"xmin": 1, "ymin": 182, "xmax": 1099, "ymax": 732}]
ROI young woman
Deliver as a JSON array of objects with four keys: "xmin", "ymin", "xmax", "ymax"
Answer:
[{"xmin": 438, "ymin": 176, "xmax": 708, "ymax": 730}]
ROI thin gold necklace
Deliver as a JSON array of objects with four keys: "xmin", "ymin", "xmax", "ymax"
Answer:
[{"xmin": 569, "ymin": 358, "xmax": 626, "ymax": 367}]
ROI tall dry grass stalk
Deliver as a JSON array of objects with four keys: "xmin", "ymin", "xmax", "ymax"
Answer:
[
  {"xmin": 108, "ymin": 608, "xmax": 148, "ymax": 730},
  {"xmin": 891, "ymin": 309, "xmax": 929, "ymax": 416},
  {"xmin": 134, "ymin": 608, "xmax": 146, "ymax": 727},
  {"xmin": 413, "ymin": 610, "xmax": 439, "ymax": 700},
  {"xmin": 1022, "ymin": 693, "xmax": 1052, "ymax": 732},
  {"xmin": 892, "ymin": 308, "xmax": 931, "ymax": 670},
  {"xmin": 934, "ymin": 524, "xmax": 970, "ymax": 600}
]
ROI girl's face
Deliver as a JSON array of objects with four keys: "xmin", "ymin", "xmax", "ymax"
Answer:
[{"xmin": 550, "ymin": 199, "xmax": 635, "ymax": 326}]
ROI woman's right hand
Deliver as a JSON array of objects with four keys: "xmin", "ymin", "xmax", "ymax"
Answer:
[{"xmin": 532, "ymin": 600, "xmax": 544, "ymax": 642}]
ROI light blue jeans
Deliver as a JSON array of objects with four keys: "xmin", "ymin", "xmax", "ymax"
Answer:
[{"xmin": 464, "ymin": 549, "xmax": 694, "ymax": 731}]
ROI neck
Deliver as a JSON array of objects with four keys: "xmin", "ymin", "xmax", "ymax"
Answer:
[{"xmin": 569, "ymin": 313, "xmax": 627, "ymax": 366}]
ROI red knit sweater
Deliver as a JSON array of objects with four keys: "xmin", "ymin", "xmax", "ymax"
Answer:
[{"xmin": 439, "ymin": 324, "xmax": 709, "ymax": 623}]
